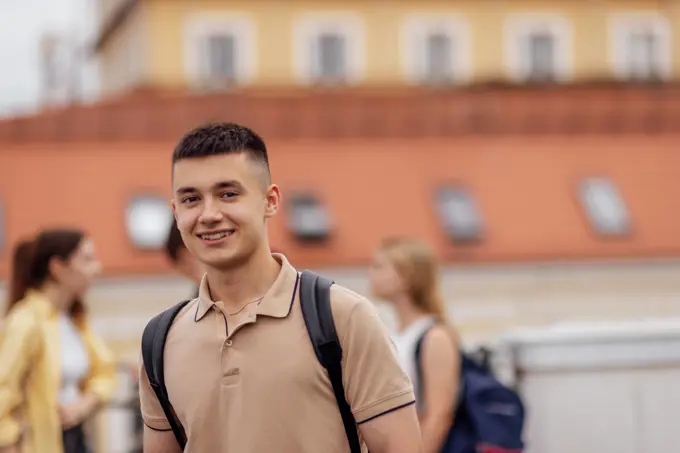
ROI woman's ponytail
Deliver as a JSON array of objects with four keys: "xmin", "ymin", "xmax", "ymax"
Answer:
[{"xmin": 6, "ymin": 239, "xmax": 37, "ymax": 314}]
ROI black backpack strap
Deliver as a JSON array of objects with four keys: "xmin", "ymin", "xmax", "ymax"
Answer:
[
  {"xmin": 299, "ymin": 270, "xmax": 361, "ymax": 453},
  {"xmin": 414, "ymin": 324, "xmax": 435, "ymax": 404},
  {"xmin": 141, "ymin": 300, "xmax": 190, "ymax": 450}
]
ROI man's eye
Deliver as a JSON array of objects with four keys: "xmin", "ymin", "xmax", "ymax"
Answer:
[
  {"xmin": 182, "ymin": 196, "xmax": 198, "ymax": 203},
  {"xmin": 221, "ymin": 192, "xmax": 238, "ymax": 198}
]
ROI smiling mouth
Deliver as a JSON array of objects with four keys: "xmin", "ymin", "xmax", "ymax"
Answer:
[{"xmin": 199, "ymin": 231, "xmax": 234, "ymax": 240}]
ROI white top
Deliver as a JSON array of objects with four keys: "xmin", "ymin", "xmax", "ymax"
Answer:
[
  {"xmin": 58, "ymin": 314, "xmax": 90, "ymax": 405},
  {"xmin": 393, "ymin": 315, "xmax": 436, "ymax": 409}
]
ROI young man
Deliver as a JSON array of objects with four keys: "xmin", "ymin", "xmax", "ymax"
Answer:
[
  {"xmin": 164, "ymin": 218, "xmax": 203, "ymax": 295},
  {"xmin": 139, "ymin": 123, "xmax": 422, "ymax": 453}
]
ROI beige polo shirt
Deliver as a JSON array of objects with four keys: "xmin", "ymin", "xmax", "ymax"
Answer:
[{"xmin": 139, "ymin": 254, "xmax": 415, "ymax": 453}]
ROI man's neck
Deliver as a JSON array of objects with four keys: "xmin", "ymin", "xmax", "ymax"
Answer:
[{"xmin": 205, "ymin": 248, "xmax": 281, "ymax": 313}]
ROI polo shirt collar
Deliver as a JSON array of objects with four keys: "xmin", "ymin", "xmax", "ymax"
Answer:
[{"xmin": 194, "ymin": 253, "xmax": 299, "ymax": 322}]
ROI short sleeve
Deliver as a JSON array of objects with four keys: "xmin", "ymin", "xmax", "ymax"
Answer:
[
  {"xmin": 138, "ymin": 352, "xmax": 172, "ymax": 431},
  {"xmin": 332, "ymin": 288, "xmax": 416, "ymax": 424}
]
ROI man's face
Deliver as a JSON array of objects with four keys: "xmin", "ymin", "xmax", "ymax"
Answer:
[{"xmin": 172, "ymin": 152, "xmax": 280, "ymax": 270}]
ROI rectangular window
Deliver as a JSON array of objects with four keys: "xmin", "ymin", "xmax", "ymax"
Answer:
[
  {"xmin": 205, "ymin": 34, "xmax": 237, "ymax": 80},
  {"xmin": 435, "ymin": 185, "xmax": 483, "ymax": 242},
  {"xmin": 610, "ymin": 14, "xmax": 671, "ymax": 81},
  {"xmin": 526, "ymin": 32, "xmax": 556, "ymax": 81},
  {"xmin": 425, "ymin": 32, "xmax": 454, "ymax": 82},
  {"xmin": 293, "ymin": 13, "xmax": 365, "ymax": 85},
  {"xmin": 287, "ymin": 193, "xmax": 331, "ymax": 241},
  {"xmin": 315, "ymin": 32, "xmax": 347, "ymax": 81},
  {"xmin": 125, "ymin": 195, "xmax": 174, "ymax": 250},
  {"xmin": 628, "ymin": 30, "xmax": 657, "ymax": 78},
  {"xmin": 578, "ymin": 178, "xmax": 630, "ymax": 236},
  {"xmin": 401, "ymin": 15, "xmax": 470, "ymax": 85},
  {"xmin": 183, "ymin": 14, "xmax": 256, "ymax": 89},
  {"xmin": 505, "ymin": 14, "xmax": 572, "ymax": 83}
]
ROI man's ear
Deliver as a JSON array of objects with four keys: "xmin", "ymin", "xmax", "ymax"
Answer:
[{"xmin": 264, "ymin": 184, "xmax": 281, "ymax": 219}]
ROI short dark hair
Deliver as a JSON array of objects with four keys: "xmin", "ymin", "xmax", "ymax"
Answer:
[
  {"xmin": 165, "ymin": 218, "xmax": 186, "ymax": 263},
  {"xmin": 172, "ymin": 122, "xmax": 270, "ymax": 177}
]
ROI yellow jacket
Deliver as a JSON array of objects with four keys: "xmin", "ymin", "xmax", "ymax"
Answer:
[{"xmin": 0, "ymin": 290, "xmax": 117, "ymax": 453}]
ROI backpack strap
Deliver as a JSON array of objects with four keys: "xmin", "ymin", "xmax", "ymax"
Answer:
[
  {"xmin": 414, "ymin": 325, "xmax": 434, "ymax": 404},
  {"xmin": 299, "ymin": 270, "xmax": 361, "ymax": 453},
  {"xmin": 141, "ymin": 300, "xmax": 190, "ymax": 450}
]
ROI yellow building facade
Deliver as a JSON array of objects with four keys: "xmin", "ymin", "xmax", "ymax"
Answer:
[{"xmin": 96, "ymin": 0, "xmax": 680, "ymax": 96}]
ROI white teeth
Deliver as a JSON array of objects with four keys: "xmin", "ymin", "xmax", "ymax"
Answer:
[{"xmin": 201, "ymin": 231, "xmax": 232, "ymax": 240}]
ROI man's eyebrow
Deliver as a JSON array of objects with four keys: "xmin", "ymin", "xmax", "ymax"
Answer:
[
  {"xmin": 175, "ymin": 186, "xmax": 197, "ymax": 195},
  {"xmin": 214, "ymin": 180, "xmax": 245, "ymax": 191},
  {"xmin": 175, "ymin": 181, "xmax": 245, "ymax": 195}
]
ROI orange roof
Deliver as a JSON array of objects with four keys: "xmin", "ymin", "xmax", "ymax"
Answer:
[
  {"xmin": 1, "ymin": 133, "xmax": 679, "ymax": 278},
  {"xmin": 2, "ymin": 83, "xmax": 680, "ymax": 143}
]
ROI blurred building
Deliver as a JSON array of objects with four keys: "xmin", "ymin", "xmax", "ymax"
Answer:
[
  {"xmin": 2, "ymin": 0, "xmax": 680, "ymax": 357},
  {"xmin": 91, "ymin": 0, "xmax": 680, "ymax": 94}
]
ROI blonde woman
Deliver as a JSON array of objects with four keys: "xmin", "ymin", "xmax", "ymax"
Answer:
[
  {"xmin": 0, "ymin": 229, "xmax": 117, "ymax": 453},
  {"xmin": 369, "ymin": 236, "xmax": 461, "ymax": 453}
]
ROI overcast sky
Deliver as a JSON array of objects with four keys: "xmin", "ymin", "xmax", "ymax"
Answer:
[{"xmin": 0, "ymin": 0, "xmax": 99, "ymax": 117}]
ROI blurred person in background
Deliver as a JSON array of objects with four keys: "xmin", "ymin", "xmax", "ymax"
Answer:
[
  {"xmin": 369, "ymin": 236, "xmax": 461, "ymax": 453},
  {"xmin": 0, "ymin": 229, "xmax": 117, "ymax": 453},
  {"xmin": 165, "ymin": 218, "xmax": 204, "ymax": 296}
]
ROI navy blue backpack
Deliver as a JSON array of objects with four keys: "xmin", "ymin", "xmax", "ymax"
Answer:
[{"xmin": 415, "ymin": 327, "xmax": 526, "ymax": 453}]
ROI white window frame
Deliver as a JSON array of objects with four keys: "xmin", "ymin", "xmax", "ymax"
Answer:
[
  {"xmin": 293, "ymin": 12, "xmax": 365, "ymax": 85},
  {"xmin": 504, "ymin": 13, "xmax": 573, "ymax": 83},
  {"xmin": 183, "ymin": 13, "xmax": 256, "ymax": 88},
  {"xmin": 287, "ymin": 192, "xmax": 332, "ymax": 240},
  {"xmin": 125, "ymin": 195, "xmax": 174, "ymax": 250},
  {"xmin": 577, "ymin": 177, "xmax": 630, "ymax": 237},
  {"xmin": 401, "ymin": 14, "xmax": 471, "ymax": 85},
  {"xmin": 609, "ymin": 12, "xmax": 672, "ymax": 81},
  {"xmin": 435, "ymin": 184, "xmax": 483, "ymax": 242}
]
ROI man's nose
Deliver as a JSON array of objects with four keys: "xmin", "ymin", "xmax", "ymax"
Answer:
[{"xmin": 199, "ymin": 199, "xmax": 223, "ymax": 222}]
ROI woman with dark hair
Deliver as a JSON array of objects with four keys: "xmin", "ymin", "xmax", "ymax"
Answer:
[{"xmin": 0, "ymin": 229, "xmax": 116, "ymax": 453}]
